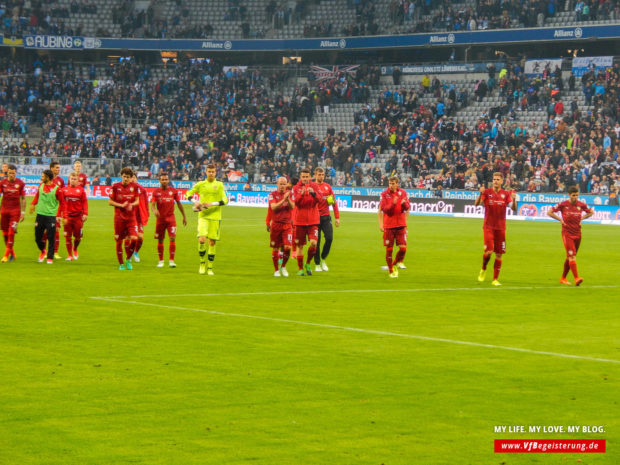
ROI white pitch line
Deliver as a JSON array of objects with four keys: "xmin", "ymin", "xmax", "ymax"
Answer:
[
  {"xmin": 90, "ymin": 284, "xmax": 620, "ymax": 300},
  {"xmin": 91, "ymin": 296, "xmax": 620, "ymax": 365}
]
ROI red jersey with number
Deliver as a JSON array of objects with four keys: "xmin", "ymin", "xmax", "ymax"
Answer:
[
  {"xmin": 77, "ymin": 173, "xmax": 89, "ymax": 188},
  {"xmin": 152, "ymin": 186, "xmax": 179, "ymax": 221},
  {"xmin": 380, "ymin": 188, "xmax": 410, "ymax": 229},
  {"xmin": 315, "ymin": 182, "xmax": 340, "ymax": 218},
  {"xmin": 480, "ymin": 188, "xmax": 513, "ymax": 230},
  {"xmin": 61, "ymin": 186, "xmax": 88, "ymax": 218},
  {"xmin": 0, "ymin": 178, "xmax": 25, "ymax": 212},
  {"xmin": 110, "ymin": 182, "xmax": 140, "ymax": 222},
  {"xmin": 268, "ymin": 190, "xmax": 293, "ymax": 224},
  {"xmin": 292, "ymin": 181, "xmax": 322, "ymax": 226},
  {"xmin": 551, "ymin": 200, "xmax": 592, "ymax": 238}
]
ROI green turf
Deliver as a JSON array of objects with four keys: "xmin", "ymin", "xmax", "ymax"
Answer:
[{"xmin": 1, "ymin": 200, "xmax": 618, "ymax": 464}]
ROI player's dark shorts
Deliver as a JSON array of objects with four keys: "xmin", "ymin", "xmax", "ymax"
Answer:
[
  {"xmin": 270, "ymin": 222, "xmax": 293, "ymax": 248},
  {"xmin": 562, "ymin": 234, "xmax": 581, "ymax": 258},
  {"xmin": 155, "ymin": 218, "xmax": 177, "ymax": 239},
  {"xmin": 1, "ymin": 210, "xmax": 20, "ymax": 232},
  {"xmin": 484, "ymin": 227, "xmax": 506, "ymax": 254},
  {"xmin": 114, "ymin": 219, "xmax": 138, "ymax": 240},
  {"xmin": 294, "ymin": 224, "xmax": 318, "ymax": 246},
  {"xmin": 383, "ymin": 226, "xmax": 407, "ymax": 247},
  {"xmin": 63, "ymin": 217, "xmax": 84, "ymax": 239}
]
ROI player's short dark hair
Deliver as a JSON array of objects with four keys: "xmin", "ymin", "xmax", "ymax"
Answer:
[
  {"xmin": 314, "ymin": 167, "xmax": 324, "ymax": 173},
  {"xmin": 388, "ymin": 176, "xmax": 399, "ymax": 182},
  {"xmin": 42, "ymin": 169, "xmax": 54, "ymax": 181},
  {"xmin": 69, "ymin": 171, "xmax": 78, "ymax": 177},
  {"xmin": 568, "ymin": 186, "xmax": 579, "ymax": 194},
  {"xmin": 120, "ymin": 167, "xmax": 134, "ymax": 177},
  {"xmin": 493, "ymin": 172, "xmax": 504, "ymax": 178},
  {"xmin": 300, "ymin": 168, "xmax": 311, "ymax": 175},
  {"xmin": 49, "ymin": 161, "xmax": 60, "ymax": 168},
  {"xmin": 7, "ymin": 164, "xmax": 16, "ymax": 171},
  {"xmin": 206, "ymin": 164, "xmax": 216, "ymax": 170}
]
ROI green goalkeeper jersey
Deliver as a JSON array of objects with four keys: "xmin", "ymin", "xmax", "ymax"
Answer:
[{"xmin": 186, "ymin": 178, "xmax": 228, "ymax": 220}]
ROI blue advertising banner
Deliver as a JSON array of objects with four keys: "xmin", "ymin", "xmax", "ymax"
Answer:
[{"xmin": 21, "ymin": 25, "xmax": 620, "ymax": 51}]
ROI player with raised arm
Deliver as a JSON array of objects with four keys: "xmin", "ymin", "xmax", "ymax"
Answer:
[
  {"xmin": 151, "ymin": 172, "xmax": 187, "ymax": 268},
  {"xmin": 313, "ymin": 167, "xmax": 340, "ymax": 272},
  {"xmin": 0, "ymin": 164, "xmax": 26, "ymax": 262},
  {"xmin": 129, "ymin": 173, "xmax": 149, "ymax": 263},
  {"xmin": 185, "ymin": 164, "xmax": 228, "ymax": 275},
  {"xmin": 268, "ymin": 177, "xmax": 295, "ymax": 277},
  {"xmin": 547, "ymin": 186, "xmax": 593, "ymax": 286},
  {"xmin": 475, "ymin": 172, "xmax": 517, "ymax": 286},
  {"xmin": 61, "ymin": 172, "xmax": 88, "ymax": 261},
  {"xmin": 29, "ymin": 169, "xmax": 63, "ymax": 264},
  {"xmin": 379, "ymin": 176, "xmax": 410, "ymax": 278},
  {"xmin": 108, "ymin": 167, "xmax": 140, "ymax": 270},
  {"xmin": 291, "ymin": 168, "xmax": 322, "ymax": 276}
]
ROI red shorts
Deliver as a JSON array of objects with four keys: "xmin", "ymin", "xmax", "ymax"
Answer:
[
  {"xmin": 383, "ymin": 227, "xmax": 407, "ymax": 247},
  {"xmin": 294, "ymin": 225, "xmax": 318, "ymax": 246},
  {"xmin": 155, "ymin": 218, "xmax": 177, "ymax": 240},
  {"xmin": 63, "ymin": 217, "xmax": 84, "ymax": 239},
  {"xmin": 562, "ymin": 235, "xmax": 581, "ymax": 258},
  {"xmin": 0, "ymin": 210, "xmax": 20, "ymax": 232},
  {"xmin": 114, "ymin": 219, "xmax": 138, "ymax": 240},
  {"xmin": 270, "ymin": 222, "xmax": 293, "ymax": 248},
  {"xmin": 484, "ymin": 227, "xmax": 506, "ymax": 254}
]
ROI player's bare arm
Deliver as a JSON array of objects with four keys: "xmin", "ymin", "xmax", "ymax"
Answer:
[
  {"xmin": 175, "ymin": 199, "xmax": 187, "ymax": 226},
  {"xmin": 582, "ymin": 210, "xmax": 594, "ymax": 220},
  {"xmin": 19, "ymin": 195, "xmax": 25, "ymax": 221},
  {"xmin": 475, "ymin": 186, "xmax": 485, "ymax": 206},
  {"xmin": 547, "ymin": 210, "xmax": 565, "ymax": 226},
  {"xmin": 151, "ymin": 199, "xmax": 159, "ymax": 217},
  {"xmin": 377, "ymin": 209, "xmax": 384, "ymax": 232}
]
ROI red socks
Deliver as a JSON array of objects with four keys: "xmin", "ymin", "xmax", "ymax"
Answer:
[
  {"xmin": 569, "ymin": 260, "xmax": 579, "ymax": 279},
  {"xmin": 272, "ymin": 250, "xmax": 280, "ymax": 271},
  {"xmin": 395, "ymin": 247, "xmax": 406, "ymax": 265},
  {"xmin": 65, "ymin": 238, "xmax": 73, "ymax": 257},
  {"xmin": 125, "ymin": 239, "xmax": 136, "ymax": 260},
  {"xmin": 297, "ymin": 255, "xmax": 304, "ymax": 270},
  {"xmin": 493, "ymin": 258, "xmax": 502, "ymax": 280},
  {"xmin": 7, "ymin": 230, "xmax": 14, "ymax": 252},
  {"xmin": 282, "ymin": 249, "xmax": 290, "ymax": 267},
  {"xmin": 306, "ymin": 245, "xmax": 316, "ymax": 264},
  {"xmin": 135, "ymin": 237, "xmax": 143, "ymax": 253},
  {"xmin": 157, "ymin": 242, "xmax": 164, "ymax": 260},
  {"xmin": 169, "ymin": 242, "xmax": 176, "ymax": 260},
  {"xmin": 482, "ymin": 253, "xmax": 491, "ymax": 270},
  {"xmin": 116, "ymin": 240, "xmax": 124, "ymax": 264},
  {"xmin": 562, "ymin": 259, "xmax": 570, "ymax": 278},
  {"xmin": 386, "ymin": 247, "xmax": 394, "ymax": 273},
  {"xmin": 54, "ymin": 229, "xmax": 60, "ymax": 253}
]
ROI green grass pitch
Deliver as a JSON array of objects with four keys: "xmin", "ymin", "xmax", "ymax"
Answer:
[{"xmin": 1, "ymin": 199, "xmax": 618, "ymax": 465}]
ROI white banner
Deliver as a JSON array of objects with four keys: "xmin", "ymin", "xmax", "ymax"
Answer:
[
  {"xmin": 571, "ymin": 56, "xmax": 613, "ymax": 77},
  {"xmin": 524, "ymin": 58, "xmax": 562, "ymax": 76},
  {"xmin": 15, "ymin": 164, "xmax": 73, "ymax": 176}
]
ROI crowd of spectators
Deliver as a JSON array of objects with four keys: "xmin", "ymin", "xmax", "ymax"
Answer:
[{"xmin": 0, "ymin": 53, "xmax": 617, "ymax": 196}]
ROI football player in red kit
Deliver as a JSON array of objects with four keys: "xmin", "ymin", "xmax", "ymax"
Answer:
[
  {"xmin": 151, "ymin": 172, "xmax": 187, "ymax": 268},
  {"xmin": 291, "ymin": 169, "xmax": 322, "ymax": 276},
  {"xmin": 0, "ymin": 164, "xmax": 26, "ymax": 262},
  {"xmin": 129, "ymin": 173, "xmax": 149, "ymax": 262},
  {"xmin": 379, "ymin": 176, "xmax": 410, "ymax": 278},
  {"xmin": 109, "ymin": 168, "xmax": 140, "ymax": 270},
  {"xmin": 475, "ymin": 172, "xmax": 517, "ymax": 286},
  {"xmin": 61, "ymin": 172, "xmax": 88, "ymax": 261},
  {"xmin": 268, "ymin": 177, "xmax": 294, "ymax": 277},
  {"xmin": 547, "ymin": 186, "xmax": 593, "ymax": 286}
]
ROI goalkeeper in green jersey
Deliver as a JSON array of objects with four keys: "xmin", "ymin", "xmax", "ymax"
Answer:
[{"xmin": 185, "ymin": 164, "xmax": 228, "ymax": 275}]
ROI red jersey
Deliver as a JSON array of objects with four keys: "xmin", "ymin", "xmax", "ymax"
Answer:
[
  {"xmin": 77, "ymin": 173, "xmax": 89, "ymax": 188},
  {"xmin": 292, "ymin": 181, "xmax": 322, "ymax": 226},
  {"xmin": 268, "ymin": 190, "xmax": 293, "ymax": 224},
  {"xmin": 110, "ymin": 182, "xmax": 140, "ymax": 221},
  {"xmin": 152, "ymin": 186, "xmax": 179, "ymax": 220},
  {"xmin": 380, "ymin": 188, "xmax": 410, "ymax": 229},
  {"xmin": 52, "ymin": 176, "xmax": 65, "ymax": 189},
  {"xmin": 0, "ymin": 178, "xmax": 25, "ymax": 212},
  {"xmin": 551, "ymin": 200, "xmax": 592, "ymax": 238},
  {"xmin": 135, "ymin": 184, "xmax": 150, "ymax": 225},
  {"xmin": 315, "ymin": 182, "xmax": 340, "ymax": 218},
  {"xmin": 480, "ymin": 188, "xmax": 513, "ymax": 230},
  {"xmin": 61, "ymin": 186, "xmax": 88, "ymax": 218}
]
